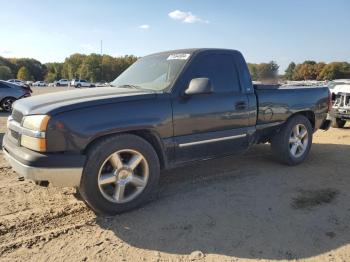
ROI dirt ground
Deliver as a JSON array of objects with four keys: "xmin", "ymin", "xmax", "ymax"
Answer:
[{"xmin": 1, "ymin": 87, "xmax": 350, "ymax": 261}]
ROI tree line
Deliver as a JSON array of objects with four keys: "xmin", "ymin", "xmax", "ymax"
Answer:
[
  {"xmin": 284, "ymin": 61, "xmax": 350, "ymax": 81},
  {"xmin": 248, "ymin": 61, "xmax": 279, "ymax": 81},
  {"xmin": 0, "ymin": 54, "xmax": 137, "ymax": 83},
  {"xmin": 1, "ymin": 54, "xmax": 350, "ymax": 82}
]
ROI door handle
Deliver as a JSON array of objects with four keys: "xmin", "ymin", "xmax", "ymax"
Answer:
[{"xmin": 235, "ymin": 101, "xmax": 247, "ymax": 110}]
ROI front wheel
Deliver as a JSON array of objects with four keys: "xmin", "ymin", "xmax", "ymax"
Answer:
[
  {"xmin": 271, "ymin": 115, "xmax": 313, "ymax": 165},
  {"xmin": 79, "ymin": 134, "xmax": 160, "ymax": 215}
]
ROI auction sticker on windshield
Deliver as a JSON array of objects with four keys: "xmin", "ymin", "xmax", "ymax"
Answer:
[{"xmin": 167, "ymin": 54, "xmax": 190, "ymax": 60}]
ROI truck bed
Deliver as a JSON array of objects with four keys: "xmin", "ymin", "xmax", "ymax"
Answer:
[{"xmin": 254, "ymin": 85, "xmax": 330, "ymax": 130}]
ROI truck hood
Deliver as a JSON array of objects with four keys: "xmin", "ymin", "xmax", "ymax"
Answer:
[
  {"xmin": 13, "ymin": 87, "xmax": 157, "ymax": 116},
  {"xmin": 332, "ymin": 84, "xmax": 350, "ymax": 95}
]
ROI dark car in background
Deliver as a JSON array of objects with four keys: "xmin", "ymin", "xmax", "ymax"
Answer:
[{"xmin": 0, "ymin": 80, "xmax": 32, "ymax": 112}]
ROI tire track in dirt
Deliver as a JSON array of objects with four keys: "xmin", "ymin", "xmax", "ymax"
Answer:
[
  {"xmin": 0, "ymin": 202, "xmax": 96, "ymax": 255},
  {"xmin": 0, "ymin": 155, "xmax": 96, "ymax": 256}
]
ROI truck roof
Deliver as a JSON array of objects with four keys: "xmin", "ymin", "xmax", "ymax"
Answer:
[{"xmin": 147, "ymin": 48, "xmax": 242, "ymax": 57}]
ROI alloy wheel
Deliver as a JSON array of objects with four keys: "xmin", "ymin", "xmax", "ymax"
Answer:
[
  {"xmin": 97, "ymin": 149, "xmax": 149, "ymax": 203},
  {"xmin": 289, "ymin": 124, "xmax": 308, "ymax": 158}
]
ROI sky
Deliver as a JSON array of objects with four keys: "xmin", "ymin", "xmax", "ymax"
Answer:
[{"xmin": 0, "ymin": 0, "xmax": 349, "ymax": 72}]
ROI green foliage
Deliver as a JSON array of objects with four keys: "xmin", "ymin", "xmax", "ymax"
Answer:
[
  {"xmin": 285, "ymin": 62, "xmax": 296, "ymax": 80},
  {"xmin": 248, "ymin": 61, "xmax": 279, "ymax": 81},
  {"xmin": 1, "ymin": 53, "xmax": 349, "ymax": 82},
  {"xmin": 1, "ymin": 56, "xmax": 45, "ymax": 81},
  {"xmin": 284, "ymin": 61, "xmax": 350, "ymax": 81},
  {"xmin": 293, "ymin": 63, "xmax": 317, "ymax": 80},
  {"xmin": 78, "ymin": 54, "xmax": 101, "ymax": 82},
  {"xmin": 45, "ymin": 62, "xmax": 63, "ymax": 81},
  {"xmin": 9, "ymin": 58, "xmax": 45, "ymax": 80},
  {"xmin": 62, "ymin": 54, "xmax": 87, "ymax": 79},
  {"xmin": 247, "ymin": 63, "xmax": 259, "ymax": 81},
  {"xmin": 0, "ymin": 66, "xmax": 13, "ymax": 80},
  {"xmin": 0, "ymin": 54, "xmax": 137, "ymax": 83},
  {"xmin": 60, "ymin": 53, "xmax": 137, "ymax": 82},
  {"xmin": 318, "ymin": 62, "xmax": 350, "ymax": 80},
  {"xmin": 17, "ymin": 66, "xmax": 33, "ymax": 81},
  {"xmin": 45, "ymin": 72, "xmax": 57, "ymax": 82},
  {"xmin": 0, "ymin": 56, "xmax": 14, "ymax": 69}
]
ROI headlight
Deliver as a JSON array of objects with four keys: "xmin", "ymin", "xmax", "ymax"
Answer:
[
  {"xmin": 21, "ymin": 115, "xmax": 50, "ymax": 152},
  {"xmin": 22, "ymin": 115, "xmax": 50, "ymax": 131}
]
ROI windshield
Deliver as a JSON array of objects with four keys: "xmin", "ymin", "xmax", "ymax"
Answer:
[{"xmin": 111, "ymin": 53, "xmax": 190, "ymax": 91}]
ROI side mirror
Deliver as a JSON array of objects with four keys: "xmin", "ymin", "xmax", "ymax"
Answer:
[{"xmin": 184, "ymin": 78, "xmax": 213, "ymax": 96}]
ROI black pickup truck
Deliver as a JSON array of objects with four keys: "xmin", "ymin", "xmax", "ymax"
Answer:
[{"xmin": 3, "ymin": 49, "xmax": 331, "ymax": 215}]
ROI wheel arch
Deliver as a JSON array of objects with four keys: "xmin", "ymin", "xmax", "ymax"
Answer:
[
  {"xmin": 0, "ymin": 96, "xmax": 17, "ymax": 106},
  {"xmin": 288, "ymin": 110, "xmax": 315, "ymax": 130},
  {"xmin": 1, "ymin": 96, "xmax": 17, "ymax": 101},
  {"xmin": 83, "ymin": 129, "xmax": 167, "ymax": 169}
]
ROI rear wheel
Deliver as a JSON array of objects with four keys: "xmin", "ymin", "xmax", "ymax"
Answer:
[
  {"xmin": 79, "ymin": 134, "xmax": 160, "ymax": 215},
  {"xmin": 331, "ymin": 118, "xmax": 346, "ymax": 128},
  {"xmin": 1, "ymin": 97, "xmax": 16, "ymax": 112},
  {"xmin": 271, "ymin": 115, "xmax": 313, "ymax": 165}
]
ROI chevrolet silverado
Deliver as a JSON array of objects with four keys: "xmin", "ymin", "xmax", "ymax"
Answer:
[{"xmin": 3, "ymin": 49, "xmax": 331, "ymax": 215}]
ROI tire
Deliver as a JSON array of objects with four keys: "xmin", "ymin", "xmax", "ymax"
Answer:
[
  {"xmin": 271, "ymin": 115, "xmax": 313, "ymax": 165},
  {"xmin": 56, "ymin": 83, "xmax": 60, "ymax": 86},
  {"xmin": 1, "ymin": 97, "xmax": 16, "ymax": 112},
  {"xmin": 79, "ymin": 134, "xmax": 160, "ymax": 215},
  {"xmin": 331, "ymin": 118, "xmax": 346, "ymax": 128},
  {"xmin": 77, "ymin": 84, "xmax": 81, "ymax": 88}
]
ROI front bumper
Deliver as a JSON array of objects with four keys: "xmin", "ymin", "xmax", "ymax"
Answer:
[
  {"xmin": 332, "ymin": 113, "xmax": 350, "ymax": 120},
  {"xmin": 2, "ymin": 134, "xmax": 85, "ymax": 187}
]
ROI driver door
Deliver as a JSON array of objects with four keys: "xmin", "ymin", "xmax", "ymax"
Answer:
[{"xmin": 171, "ymin": 52, "xmax": 251, "ymax": 163}]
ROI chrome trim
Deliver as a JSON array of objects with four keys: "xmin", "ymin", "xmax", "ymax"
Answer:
[
  {"xmin": 178, "ymin": 134, "xmax": 247, "ymax": 148},
  {"xmin": 8, "ymin": 118, "xmax": 45, "ymax": 138},
  {"xmin": 3, "ymin": 149, "xmax": 82, "ymax": 187}
]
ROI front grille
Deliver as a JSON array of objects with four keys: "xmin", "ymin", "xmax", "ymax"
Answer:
[
  {"xmin": 10, "ymin": 130, "xmax": 20, "ymax": 140},
  {"xmin": 8, "ymin": 112, "xmax": 22, "ymax": 145},
  {"xmin": 12, "ymin": 110, "xmax": 23, "ymax": 123}
]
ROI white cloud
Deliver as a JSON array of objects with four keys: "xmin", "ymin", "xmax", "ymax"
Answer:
[
  {"xmin": 168, "ymin": 10, "xmax": 209, "ymax": 24},
  {"xmin": 80, "ymin": 44, "xmax": 94, "ymax": 51},
  {"xmin": 138, "ymin": 24, "xmax": 150, "ymax": 30}
]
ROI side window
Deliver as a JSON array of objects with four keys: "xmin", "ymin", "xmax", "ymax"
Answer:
[{"xmin": 189, "ymin": 54, "xmax": 241, "ymax": 92}]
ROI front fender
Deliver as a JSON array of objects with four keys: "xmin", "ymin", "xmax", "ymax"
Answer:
[{"xmin": 46, "ymin": 94, "xmax": 173, "ymax": 152}]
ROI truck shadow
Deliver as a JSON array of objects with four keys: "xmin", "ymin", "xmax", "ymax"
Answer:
[{"xmin": 96, "ymin": 142, "xmax": 350, "ymax": 260}]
